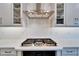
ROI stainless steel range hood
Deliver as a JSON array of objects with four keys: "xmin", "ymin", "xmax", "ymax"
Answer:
[{"xmin": 23, "ymin": 3, "xmax": 54, "ymax": 19}]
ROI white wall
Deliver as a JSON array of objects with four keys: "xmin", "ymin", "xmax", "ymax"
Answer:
[
  {"xmin": 41, "ymin": 3, "xmax": 55, "ymax": 11},
  {"xmin": 22, "ymin": 3, "xmax": 36, "ymax": 11}
]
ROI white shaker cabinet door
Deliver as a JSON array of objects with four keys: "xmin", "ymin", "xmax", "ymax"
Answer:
[
  {"xmin": 65, "ymin": 3, "xmax": 79, "ymax": 27},
  {"xmin": 0, "ymin": 3, "xmax": 13, "ymax": 26}
]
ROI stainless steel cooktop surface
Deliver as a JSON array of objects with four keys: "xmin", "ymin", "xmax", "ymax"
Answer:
[{"xmin": 21, "ymin": 38, "xmax": 57, "ymax": 47}]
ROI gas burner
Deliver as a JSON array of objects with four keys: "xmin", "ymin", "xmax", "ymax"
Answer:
[
  {"xmin": 21, "ymin": 38, "xmax": 57, "ymax": 47},
  {"xmin": 34, "ymin": 41, "xmax": 44, "ymax": 46}
]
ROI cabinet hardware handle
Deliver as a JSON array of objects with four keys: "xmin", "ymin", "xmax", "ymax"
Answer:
[
  {"xmin": 5, "ymin": 51, "xmax": 11, "ymax": 53},
  {"xmin": 66, "ymin": 51, "xmax": 73, "ymax": 53}
]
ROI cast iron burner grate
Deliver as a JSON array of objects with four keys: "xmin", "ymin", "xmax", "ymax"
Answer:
[{"xmin": 21, "ymin": 38, "xmax": 57, "ymax": 46}]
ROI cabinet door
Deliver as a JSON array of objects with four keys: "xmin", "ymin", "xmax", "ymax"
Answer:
[
  {"xmin": 65, "ymin": 3, "xmax": 79, "ymax": 27},
  {"xmin": 0, "ymin": 3, "xmax": 22, "ymax": 27},
  {"xmin": 13, "ymin": 3, "xmax": 22, "ymax": 26},
  {"xmin": 0, "ymin": 48, "xmax": 16, "ymax": 56},
  {"xmin": 0, "ymin": 3, "xmax": 13, "ymax": 26},
  {"xmin": 56, "ymin": 3, "xmax": 64, "ymax": 27},
  {"xmin": 62, "ymin": 47, "xmax": 78, "ymax": 56}
]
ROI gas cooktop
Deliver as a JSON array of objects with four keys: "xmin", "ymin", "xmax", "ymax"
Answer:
[{"xmin": 21, "ymin": 38, "xmax": 57, "ymax": 47}]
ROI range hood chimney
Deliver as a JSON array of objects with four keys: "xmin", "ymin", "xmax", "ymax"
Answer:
[
  {"xmin": 36, "ymin": 3, "xmax": 41, "ymax": 14},
  {"xmin": 23, "ymin": 3, "xmax": 54, "ymax": 19}
]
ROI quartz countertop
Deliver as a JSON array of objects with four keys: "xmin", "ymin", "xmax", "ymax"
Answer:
[{"xmin": 0, "ymin": 38, "xmax": 79, "ymax": 50}]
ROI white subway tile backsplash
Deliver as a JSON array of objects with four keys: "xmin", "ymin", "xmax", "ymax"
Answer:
[{"xmin": 0, "ymin": 27, "xmax": 79, "ymax": 40}]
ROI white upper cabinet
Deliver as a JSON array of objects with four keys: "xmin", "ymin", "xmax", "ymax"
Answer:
[
  {"xmin": 65, "ymin": 3, "xmax": 79, "ymax": 27},
  {"xmin": 0, "ymin": 3, "xmax": 12, "ymax": 26},
  {"xmin": 13, "ymin": 3, "xmax": 22, "ymax": 25},
  {"xmin": 0, "ymin": 3, "xmax": 22, "ymax": 27},
  {"xmin": 55, "ymin": 3, "xmax": 65, "ymax": 27},
  {"xmin": 56, "ymin": 3, "xmax": 79, "ymax": 27}
]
